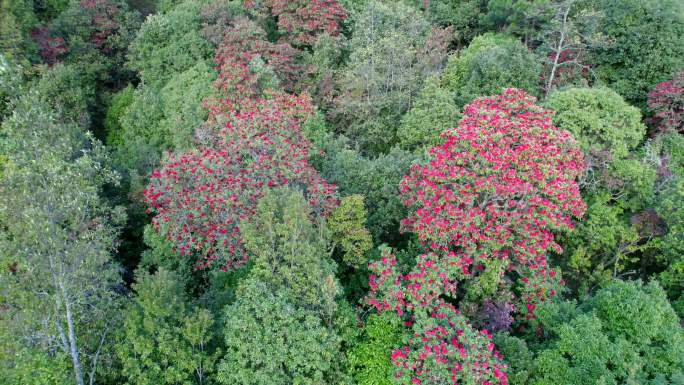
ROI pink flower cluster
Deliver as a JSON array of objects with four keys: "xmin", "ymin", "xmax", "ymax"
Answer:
[
  {"xmin": 144, "ymin": 93, "xmax": 337, "ymax": 270},
  {"xmin": 647, "ymin": 71, "xmax": 683, "ymax": 134},
  {"xmin": 367, "ymin": 250, "xmax": 509, "ymax": 385},
  {"xmin": 366, "ymin": 89, "xmax": 587, "ymax": 385},
  {"xmin": 144, "ymin": 9, "xmax": 344, "ymax": 271},
  {"xmin": 399, "ymin": 88, "xmax": 586, "ymax": 317},
  {"xmin": 245, "ymin": 0, "xmax": 347, "ymax": 47}
]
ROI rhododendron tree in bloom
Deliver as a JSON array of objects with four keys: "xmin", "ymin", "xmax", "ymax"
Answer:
[
  {"xmin": 367, "ymin": 250, "xmax": 509, "ymax": 385},
  {"xmin": 364, "ymin": 89, "xmax": 585, "ymax": 385},
  {"xmin": 31, "ymin": 27, "xmax": 68, "ymax": 65},
  {"xmin": 399, "ymin": 88, "xmax": 586, "ymax": 317},
  {"xmin": 245, "ymin": 0, "xmax": 347, "ymax": 47},
  {"xmin": 144, "ymin": 93, "xmax": 337, "ymax": 271},
  {"xmin": 212, "ymin": 16, "xmax": 303, "ymax": 102},
  {"xmin": 647, "ymin": 71, "xmax": 683, "ymax": 134}
]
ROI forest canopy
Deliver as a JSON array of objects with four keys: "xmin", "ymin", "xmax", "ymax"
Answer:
[{"xmin": 1, "ymin": 0, "xmax": 683, "ymax": 384}]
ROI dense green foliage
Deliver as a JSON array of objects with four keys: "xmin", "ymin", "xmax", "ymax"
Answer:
[
  {"xmin": 588, "ymin": 0, "xmax": 684, "ymax": 108},
  {"xmin": 545, "ymin": 87, "xmax": 660, "ymax": 293},
  {"xmin": 332, "ymin": 0, "xmax": 451, "ymax": 154},
  {"xmin": 217, "ymin": 189, "xmax": 347, "ymax": 385},
  {"xmin": 1, "ymin": 0, "xmax": 682, "ymax": 384},
  {"xmin": 1, "ymin": 90, "xmax": 124, "ymax": 385},
  {"xmin": 442, "ymin": 32, "xmax": 541, "ymax": 109},
  {"xmin": 498, "ymin": 280, "xmax": 684, "ymax": 385},
  {"xmin": 116, "ymin": 268, "xmax": 218, "ymax": 385}
]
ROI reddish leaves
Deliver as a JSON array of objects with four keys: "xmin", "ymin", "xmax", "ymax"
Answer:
[
  {"xmin": 647, "ymin": 71, "xmax": 683, "ymax": 134},
  {"xmin": 245, "ymin": 0, "xmax": 347, "ymax": 47},
  {"xmin": 145, "ymin": 94, "xmax": 337, "ymax": 271},
  {"xmin": 399, "ymin": 89, "xmax": 586, "ymax": 317},
  {"xmin": 31, "ymin": 27, "xmax": 68, "ymax": 65},
  {"xmin": 270, "ymin": 0, "xmax": 347, "ymax": 47},
  {"xmin": 80, "ymin": 0, "xmax": 121, "ymax": 52},
  {"xmin": 212, "ymin": 17, "xmax": 303, "ymax": 102}
]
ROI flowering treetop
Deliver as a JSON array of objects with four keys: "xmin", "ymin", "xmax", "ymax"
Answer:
[
  {"xmin": 144, "ymin": 93, "xmax": 337, "ymax": 271},
  {"xmin": 399, "ymin": 88, "xmax": 586, "ymax": 316},
  {"xmin": 364, "ymin": 89, "xmax": 586, "ymax": 385},
  {"xmin": 245, "ymin": 0, "xmax": 347, "ymax": 47},
  {"xmin": 647, "ymin": 71, "xmax": 683, "ymax": 134}
]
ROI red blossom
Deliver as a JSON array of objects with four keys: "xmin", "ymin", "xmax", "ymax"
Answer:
[
  {"xmin": 398, "ymin": 89, "xmax": 586, "ymax": 317},
  {"xmin": 391, "ymin": 301, "xmax": 508, "ymax": 385},
  {"xmin": 145, "ymin": 93, "xmax": 338, "ymax": 271},
  {"xmin": 210, "ymin": 16, "xmax": 305, "ymax": 102},
  {"xmin": 647, "ymin": 71, "xmax": 683, "ymax": 134},
  {"xmin": 365, "ymin": 89, "xmax": 586, "ymax": 385},
  {"xmin": 31, "ymin": 27, "xmax": 68, "ymax": 65},
  {"xmin": 245, "ymin": 0, "xmax": 347, "ymax": 47}
]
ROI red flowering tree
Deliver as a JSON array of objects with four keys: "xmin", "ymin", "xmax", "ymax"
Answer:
[
  {"xmin": 212, "ymin": 16, "xmax": 303, "ymax": 102},
  {"xmin": 271, "ymin": 0, "xmax": 347, "ymax": 47},
  {"xmin": 367, "ymin": 251, "xmax": 509, "ymax": 385},
  {"xmin": 364, "ymin": 89, "xmax": 586, "ymax": 385},
  {"xmin": 398, "ymin": 88, "xmax": 586, "ymax": 317},
  {"xmin": 647, "ymin": 71, "xmax": 683, "ymax": 134},
  {"xmin": 31, "ymin": 27, "xmax": 68, "ymax": 65},
  {"xmin": 80, "ymin": 0, "xmax": 121, "ymax": 52},
  {"xmin": 144, "ymin": 93, "xmax": 338, "ymax": 271},
  {"xmin": 245, "ymin": 0, "xmax": 347, "ymax": 47}
]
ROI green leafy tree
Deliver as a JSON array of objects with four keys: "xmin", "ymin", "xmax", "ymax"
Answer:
[
  {"xmin": 546, "ymin": 87, "xmax": 645, "ymax": 168},
  {"xmin": 328, "ymin": 194, "xmax": 373, "ymax": 268},
  {"xmin": 0, "ymin": 0, "xmax": 38, "ymax": 62},
  {"xmin": 110, "ymin": 62, "xmax": 216, "ymax": 175},
  {"xmin": 0, "ymin": 90, "xmax": 124, "ymax": 385},
  {"xmin": 588, "ymin": 0, "xmax": 684, "ymax": 108},
  {"xmin": 126, "ymin": 0, "xmax": 213, "ymax": 87},
  {"xmin": 532, "ymin": 280, "xmax": 684, "ymax": 385},
  {"xmin": 116, "ymin": 268, "xmax": 219, "ymax": 385},
  {"xmin": 0, "ymin": 53, "xmax": 24, "ymax": 119},
  {"xmin": 159, "ymin": 61, "xmax": 216, "ymax": 150},
  {"xmin": 112, "ymin": 85, "xmax": 166, "ymax": 173},
  {"xmin": 333, "ymin": 0, "xmax": 452, "ymax": 154},
  {"xmin": 111, "ymin": 0, "xmax": 217, "ymax": 181},
  {"xmin": 103, "ymin": 83, "xmax": 134, "ymax": 139},
  {"xmin": 217, "ymin": 188, "xmax": 348, "ymax": 385},
  {"xmin": 316, "ymin": 136, "xmax": 418, "ymax": 245},
  {"xmin": 347, "ymin": 313, "xmax": 403, "ymax": 385},
  {"xmin": 397, "ymin": 75, "xmax": 460, "ymax": 151},
  {"xmin": 482, "ymin": 0, "xmax": 553, "ymax": 45},
  {"xmin": 546, "ymin": 87, "xmax": 657, "ymax": 293},
  {"xmin": 34, "ymin": 62, "xmax": 96, "ymax": 126},
  {"xmin": 497, "ymin": 280, "xmax": 684, "ymax": 385},
  {"xmin": 653, "ymin": 176, "xmax": 684, "ymax": 316},
  {"xmin": 442, "ymin": 33, "xmax": 540, "ymax": 109},
  {"xmin": 412, "ymin": 0, "xmax": 487, "ymax": 47}
]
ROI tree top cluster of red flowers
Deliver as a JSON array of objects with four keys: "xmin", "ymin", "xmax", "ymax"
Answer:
[
  {"xmin": 366, "ymin": 89, "xmax": 587, "ymax": 385},
  {"xmin": 647, "ymin": 71, "xmax": 683, "ymax": 134},
  {"xmin": 244, "ymin": 0, "xmax": 347, "ymax": 47},
  {"xmin": 144, "ymin": 1, "xmax": 343, "ymax": 271}
]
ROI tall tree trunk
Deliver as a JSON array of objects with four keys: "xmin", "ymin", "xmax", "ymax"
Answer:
[
  {"xmin": 60, "ymin": 282, "xmax": 85, "ymax": 385},
  {"xmin": 545, "ymin": 3, "xmax": 572, "ymax": 96}
]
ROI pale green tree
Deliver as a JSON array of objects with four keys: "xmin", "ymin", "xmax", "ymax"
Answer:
[
  {"xmin": 0, "ymin": 91, "xmax": 124, "ymax": 385},
  {"xmin": 217, "ymin": 188, "xmax": 349, "ymax": 385},
  {"xmin": 116, "ymin": 268, "xmax": 219, "ymax": 385}
]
